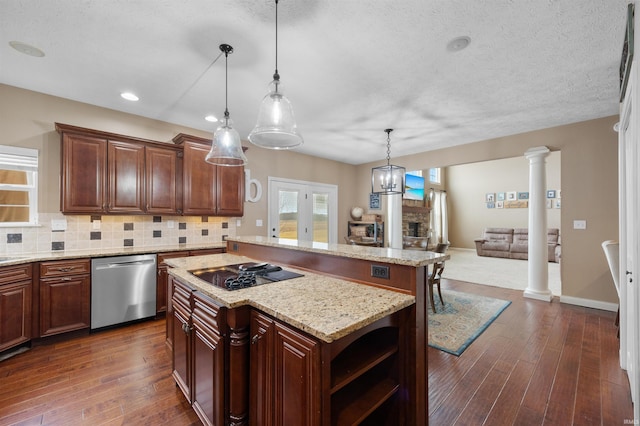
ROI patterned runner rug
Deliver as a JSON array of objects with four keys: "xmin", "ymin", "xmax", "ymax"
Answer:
[{"xmin": 428, "ymin": 289, "xmax": 511, "ymax": 356}]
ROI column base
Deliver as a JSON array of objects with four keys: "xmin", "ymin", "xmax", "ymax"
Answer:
[{"xmin": 523, "ymin": 288, "xmax": 553, "ymax": 302}]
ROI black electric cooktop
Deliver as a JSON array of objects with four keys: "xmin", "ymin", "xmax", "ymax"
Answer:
[{"xmin": 189, "ymin": 262, "xmax": 304, "ymax": 291}]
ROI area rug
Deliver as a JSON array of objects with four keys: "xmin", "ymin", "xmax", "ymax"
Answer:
[{"xmin": 428, "ymin": 289, "xmax": 511, "ymax": 356}]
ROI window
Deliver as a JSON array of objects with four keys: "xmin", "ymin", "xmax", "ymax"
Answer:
[
  {"xmin": 429, "ymin": 168, "xmax": 441, "ymax": 184},
  {"xmin": 0, "ymin": 146, "xmax": 38, "ymax": 225}
]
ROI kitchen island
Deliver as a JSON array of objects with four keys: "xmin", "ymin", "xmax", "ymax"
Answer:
[{"xmin": 166, "ymin": 236, "xmax": 447, "ymax": 425}]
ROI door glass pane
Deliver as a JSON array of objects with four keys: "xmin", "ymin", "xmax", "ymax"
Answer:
[
  {"xmin": 312, "ymin": 193, "xmax": 328, "ymax": 243},
  {"xmin": 279, "ymin": 190, "xmax": 298, "ymax": 239}
]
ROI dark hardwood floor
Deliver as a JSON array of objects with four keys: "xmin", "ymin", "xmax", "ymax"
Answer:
[
  {"xmin": 0, "ymin": 319, "xmax": 200, "ymax": 426},
  {"xmin": 0, "ymin": 279, "xmax": 633, "ymax": 425},
  {"xmin": 430, "ymin": 279, "xmax": 633, "ymax": 425}
]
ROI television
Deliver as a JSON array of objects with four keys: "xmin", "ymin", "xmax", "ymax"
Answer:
[{"xmin": 404, "ymin": 173, "xmax": 425, "ymax": 201}]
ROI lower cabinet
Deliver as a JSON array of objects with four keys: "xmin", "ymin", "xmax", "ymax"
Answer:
[
  {"xmin": 171, "ymin": 276, "xmax": 228, "ymax": 426},
  {"xmin": 39, "ymin": 259, "xmax": 91, "ymax": 337},
  {"xmin": 0, "ymin": 264, "xmax": 32, "ymax": 352},
  {"xmin": 250, "ymin": 310, "xmax": 321, "ymax": 426},
  {"xmin": 171, "ymin": 276, "xmax": 194, "ymax": 401},
  {"xmin": 164, "ymin": 248, "xmax": 225, "ymax": 351},
  {"xmin": 169, "ymin": 274, "xmax": 410, "ymax": 425},
  {"xmin": 192, "ymin": 291, "xmax": 227, "ymax": 426}
]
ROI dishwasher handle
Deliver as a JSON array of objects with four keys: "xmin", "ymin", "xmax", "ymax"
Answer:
[{"xmin": 94, "ymin": 258, "xmax": 156, "ymax": 270}]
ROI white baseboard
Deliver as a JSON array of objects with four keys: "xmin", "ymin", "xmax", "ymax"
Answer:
[{"xmin": 559, "ymin": 295, "xmax": 618, "ymax": 312}]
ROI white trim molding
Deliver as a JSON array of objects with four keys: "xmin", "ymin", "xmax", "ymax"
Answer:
[{"xmin": 559, "ymin": 295, "xmax": 618, "ymax": 312}]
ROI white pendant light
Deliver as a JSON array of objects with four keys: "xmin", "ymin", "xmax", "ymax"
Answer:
[
  {"xmin": 205, "ymin": 44, "xmax": 248, "ymax": 166},
  {"xmin": 371, "ymin": 129, "xmax": 406, "ymax": 195},
  {"xmin": 248, "ymin": 0, "xmax": 303, "ymax": 150}
]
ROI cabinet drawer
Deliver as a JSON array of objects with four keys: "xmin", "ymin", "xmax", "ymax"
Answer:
[
  {"xmin": 0, "ymin": 264, "xmax": 32, "ymax": 285},
  {"xmin": 40, "ymin": 259, "xmax": 91, "ymax": 277}
]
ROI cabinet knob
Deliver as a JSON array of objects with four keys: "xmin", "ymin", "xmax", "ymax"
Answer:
[{"xmin": 251, "ymin": 334, "xmax": 261, "ymax": 345}]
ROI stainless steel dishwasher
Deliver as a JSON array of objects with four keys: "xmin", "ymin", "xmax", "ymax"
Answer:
[{"xmin": 91, "ymin": 254, "xmax": 157, "ymax": 330}]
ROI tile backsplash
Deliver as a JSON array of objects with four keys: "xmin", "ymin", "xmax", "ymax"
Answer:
[{"xmin": 0, "ymin": 213, "xmax": 236, "ymax": 255}]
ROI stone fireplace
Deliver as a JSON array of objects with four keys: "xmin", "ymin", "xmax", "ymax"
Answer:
[{"xmin": 402, "ymin": 205, "xmax": 430, "ymax": 237}]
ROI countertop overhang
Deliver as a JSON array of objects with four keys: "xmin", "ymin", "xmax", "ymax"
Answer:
[{"xmin": 226, "ymin": 236, "xmax": 448, "ymax": 267}]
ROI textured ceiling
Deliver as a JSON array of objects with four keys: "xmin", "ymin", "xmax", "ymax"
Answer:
[{"xmin": 0, "ymin": 0, "xmax": 629, "ymax": 165}]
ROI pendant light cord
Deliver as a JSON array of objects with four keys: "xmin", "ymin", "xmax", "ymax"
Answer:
[
  {"xmin": 385, "ymin": 129, "xmax": 393, "ymax": 166},
  {"xmin": 224, "ymin": 48, "xmax": 229, "ymax": 120},
  {"xmin": 273, "ymin": 0, "xmax": 280, "ymax": 82}
]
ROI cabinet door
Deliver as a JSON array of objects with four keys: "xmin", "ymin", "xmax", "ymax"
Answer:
[
  {"xmin": 274, "ymin": 322, "xmax": 320, "ymax": 426},
  {"xmin": 216, "ymin": 166, "xmax": 244, "ymax": 216},
  {"xmin": 182, "ymin": 141, "xmax": 217, "ymax": 215},
  {"xmin": 61, "ymin": 134, "xmax": 107, "ymax": 213},
  {"xmin": 146, "ymin": 146, "xmax": 179, "ymax": 214},
  {"xmin": 192, "ymin": 292, "xmax": 226, "ymax": 426},
  {"xmin": 40, "ymin": 274, "xmax": 90, "ymax": 337},
  {"xmin": 0, "ymin": 280, "xmax": 32, "ymax": 352},
  {"xmin": 159, "ymin": 251, "xmax": 190, "ymax": 348},
  {"xmin": 107, "ymin": 140, "xmax": 145, "ymax": 213},
  {"xmin": 172, "ymin": 277, "xmax": 194, "ymax": 403},
  {"xmin": 250, "ymin": 311, "xmax": 275, "ymax": 426}
]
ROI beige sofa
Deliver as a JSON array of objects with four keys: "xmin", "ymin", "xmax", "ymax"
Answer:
[{"xmin": 474, "ymin": 227, "xmax": 560, "ymax": 262}]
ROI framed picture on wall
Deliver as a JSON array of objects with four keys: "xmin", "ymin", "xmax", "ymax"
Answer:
[
  {"xmin": 369, "ymin": 193, "xmax": 380, "ymax": 210},
  {"xmin": 506, "ymin": 191, "xmax": 517, "ymax": 201},
  {"xmin": 518, "ymin": 192, "xmax": 529, "ymax": 200},
  {"xmin": 487, "ymin": 202, "xmax": 495, "ymax": 209},
  {"xmin": 547, "ymin": 190, "xmax": 556, "ymax": 198},
  {"xmin": 547, "ymin": 199, "xmax": 553, "ymax": 209},
  {"xmin": 496, "ymin": 201, "xmax": 504, "ymax": 209},
  {"xmin": 485, "ymin": 193, "xmax": 495, "ymax": 202},
  {"xmin": 497, "ymin": 192, "xmax": 506, "ymax": 201}
]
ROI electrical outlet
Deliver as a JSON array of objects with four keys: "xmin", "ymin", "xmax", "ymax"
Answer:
[{"xmin": 371, "ymin": 265, "xmax": 390, "ymax": 280}]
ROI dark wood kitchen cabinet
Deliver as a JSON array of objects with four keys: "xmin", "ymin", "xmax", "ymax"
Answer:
[
  {"xmin": 171, "ymin": 276, "xmax": 229, "ymax": 426},
  {"xmin": 0, "ymin": 264, "xmax": 32, "ymax": 352},
  {"xmin": 191, "ymin": 291, "xmax": 227, "ymax": 426},
  {"xmin": 250, "ymin": 310, "xmax": 321, "ymax": 426},
  {"xmin": 39, "ymin": 259, "xmax": 91, "ymax": 337},
  {"xmin": 60, "ymin": 132, "xmax": 107, "ymax": 213},
  {"xmin": 57, "ymin": 123, "xmax": 182, "ymax": 215},
  {"xmin": 174, "ymin": 134, "xmax": 244, "ymax": 217},
  {"xmin": 171, "ymin": 276, "xmax": 194, "ymax": 402},
  {"xmin": 107, "ymin": 140, "xmax": 146, "ymax": 213},
  {"xmin": 145, "ymin": 145, "xmax": 181, "ymax": 214}
]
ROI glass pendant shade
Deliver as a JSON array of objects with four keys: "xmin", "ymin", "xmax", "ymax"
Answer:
[
  {"xmin": 371, "ymin": 164, "xmax": 406, "ymax": 195},
  {"xmin": 248, "ymin": 79, "xmax": 303, "ymax": 149},
  {"xmin": 205, "ymin": 116, "xmax": 248, "ymax": 166}
]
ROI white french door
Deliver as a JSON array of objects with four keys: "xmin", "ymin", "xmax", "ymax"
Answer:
[{"xmin": 267, "ymin": 177, "xmax": 338, "ymax": 244}]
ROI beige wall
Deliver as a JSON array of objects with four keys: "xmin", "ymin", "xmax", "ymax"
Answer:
[
  {"xmin": 446, "ymin": 151, "xmax": 561, "ymax": 248},
  {"xmin": 1, "ymin": 83, "xmax": 620, "ymax": 305},
  {"xmin": 0, "ymin": 84, "xmax": 357, "ymax": 242},
  {"xmin": 356, "ymin": 117, "xmax": 620, "ymax": 304}
]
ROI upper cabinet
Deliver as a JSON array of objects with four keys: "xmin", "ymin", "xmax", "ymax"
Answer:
[
  {"xmin": 58, "ymin": 124, "xmax": 250, "ymax": 216},
  {"xmin": 60, "ymin": 133, "xmax": 108, "ymax": 213},
  {"xmin": 174, "ymin": 133, "xmax": 244, "ymax": 217}
]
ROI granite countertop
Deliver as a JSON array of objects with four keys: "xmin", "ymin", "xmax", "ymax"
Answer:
[
  {"xmin": 0, "ymin": 242, "xmax": 227, "ymax": 267},
  {"xmin": 167, "ymin": 253, "xmax": 416, "ymax": 343},
  {"xmin": 226, "ymin": 235, "xmax": 448, "ymax": 267}
]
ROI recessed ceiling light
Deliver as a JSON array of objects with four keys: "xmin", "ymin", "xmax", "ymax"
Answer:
[
  {"xmin": 447, "ymin": 36, "xmax": 471, "ymax": 52},
  {"xmin": 205, "ymin": 115, "xmax": 218, "ymax": 123},
  {"xmin": 120, "ymin": 92, "xmax": 139, "ymax": 101},
  {"xmin": 9, "ymin": 41, "xmax": 45, "ymax": 57}
]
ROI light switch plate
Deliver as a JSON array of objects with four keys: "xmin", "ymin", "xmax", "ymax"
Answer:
[
  {"xmin": 51, "ymin": 219, "xmax": 68, "ymax": 231},
  {"xmin": 573, "ymin": 220, "xmax": 587, "ymax": 230},
  {"xmin": 256, "ymin": 219, "xmax": 263, "ymax": 227},
  {"xmin": 92, "ymin": 219, "xmax": 101, "ymax": 230},
  {"xmin": 167, "ymin": 220, "xmax": 175, "ymax": 229}
]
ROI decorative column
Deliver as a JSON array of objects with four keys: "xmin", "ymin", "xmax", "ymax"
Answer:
[
  {"xmin": 524, "ymin": 146, "xmax": 553, "ymax": 301},
  {"xmin": 385, "ymin": 194, "xmax": 403, "ymax": 249}
]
